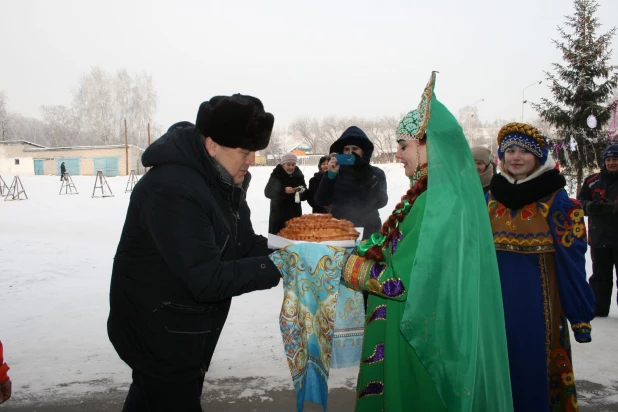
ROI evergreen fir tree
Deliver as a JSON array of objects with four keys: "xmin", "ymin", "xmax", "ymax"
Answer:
[{"xmin": 532, "ymin": 0, "xmax": 617, "ymax": 192}]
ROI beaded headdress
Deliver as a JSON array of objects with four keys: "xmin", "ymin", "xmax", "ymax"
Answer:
[
  {"xmin": 497, "ymin": 122, "xmax": 548, "ymax": 165},
  {"xmin": 395, "ymin": 72, "xmax": 436, "ymax": 141}
]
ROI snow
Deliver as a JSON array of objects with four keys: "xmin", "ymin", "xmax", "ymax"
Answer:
[{"xmin": 0, "ymin": 164, "xmax": 616, "ymax": 404}]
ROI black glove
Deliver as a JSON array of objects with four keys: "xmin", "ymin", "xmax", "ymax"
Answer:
[
  {"xmin": 351, "ymin": 152, "xmax": 370, "ymax": 171},
  {"xmin": 349, "ymin": 152, "xmax": 378, "ymax": 188},
  {"xmin": 586, "ymin": 201, "xmax": 605, "ymax": 215},
  {"xmin": 585, "ymin": 201, "xmax": 617, "ymax": 215}
]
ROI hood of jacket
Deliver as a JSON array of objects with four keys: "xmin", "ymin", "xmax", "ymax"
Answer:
[{"xmin": 329, "ymin": 126, "xmax": 374, "ymax": 162}]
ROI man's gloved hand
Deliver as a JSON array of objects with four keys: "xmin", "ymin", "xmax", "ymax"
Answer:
[
  {"xmin": 0, "ymin": 379, "xmax": 11, "ymax": 404},
  {"xmin": 585, "ymin": 201, "xmax": 609, "ymax": 215}
]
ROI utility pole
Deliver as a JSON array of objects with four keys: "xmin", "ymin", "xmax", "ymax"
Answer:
[{"xmin": 147, "ymin": 122, "xmax": 151, "ymax": 146}]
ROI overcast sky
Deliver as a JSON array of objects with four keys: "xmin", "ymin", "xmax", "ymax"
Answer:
[{"xmin": 1, "ymin": 0, "xmax": 617, "ymax": 133}]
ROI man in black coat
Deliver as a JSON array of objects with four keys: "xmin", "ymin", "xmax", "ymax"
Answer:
[
  {"xmin": 107, "ymin": 94, "xmax": 282, "ymax": 411},
  {"xmin": 306, "ymin": 155, "xmax": 330, "ymax": 214},
  {"xmin": 578, "ymin": 144, "xmax": 618, "ymax": 317},
  {"xmin": 264, "ymin": 152, "xmax": 308, "ymax": 234},
  {"xmin": 315, "ymin": 126, "xmax": 388, "ymax": 240}
]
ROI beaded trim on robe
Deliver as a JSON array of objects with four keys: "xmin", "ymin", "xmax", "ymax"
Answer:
[
  {"xmin": 362, "ymin": 343, "xmax": 385, "ymax": 364},
  {"xmin": 488, "ymin": 192, "xmax": 558, "ymax": 254}
]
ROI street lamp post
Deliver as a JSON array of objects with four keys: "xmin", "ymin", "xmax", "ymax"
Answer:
[{"xmin": 521, "ymin": 80, "xmax": 543, "ymax": 122}]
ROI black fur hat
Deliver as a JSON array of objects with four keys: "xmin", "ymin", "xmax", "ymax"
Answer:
[{"xmin": 195, "ymin": 94, "xmax": 274, "ymax": 151}]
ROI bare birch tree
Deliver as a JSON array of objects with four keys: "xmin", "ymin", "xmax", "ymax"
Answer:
[{"xmin": 0, "ymin": 91, "xmax": 9, "ymax": 141}]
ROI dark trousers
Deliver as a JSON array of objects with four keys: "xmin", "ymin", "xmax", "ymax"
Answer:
[
  {"xmin": 589, "ymin": 247, "xmax": 618, "ymax": 316},
  {"xmin": 122, "ymin": 370, "xmax": 205, "ymax": 412}
]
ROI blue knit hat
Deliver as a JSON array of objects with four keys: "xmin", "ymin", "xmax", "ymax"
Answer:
[
  {"xmin": 497, "ymin": 122, "xmax": 548, "ymax": 165},
  {"xmin": 602, "ymin": 144, "xmax": 618, "ymax": 160}
]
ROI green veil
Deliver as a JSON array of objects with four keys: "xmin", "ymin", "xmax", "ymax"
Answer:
[{"xmin": 399, "ymin": 72, "xmax": 513, "ymax": 411}]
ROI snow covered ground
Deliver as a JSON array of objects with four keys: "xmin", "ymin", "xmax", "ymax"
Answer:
[{"xmin": 0, "ymin": 164, "xmax": 617, "ymax": 408}]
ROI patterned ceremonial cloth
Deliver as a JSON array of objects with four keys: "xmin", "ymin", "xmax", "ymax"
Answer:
[
  {"xmin": 270, "ymin": 243, "xmax": 362, "ymax": 412},
  {"xmin": 331, "ymin": 283, "xmax": 364, "ymax": 369}
]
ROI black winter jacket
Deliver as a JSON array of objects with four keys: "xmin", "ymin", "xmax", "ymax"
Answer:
[
  {"xmin": 307, "ymin": 171, "xmax": 328, "ymax": 214},
  {"xmin": 107, "ymin": 125, "xmax": 281, "ymax": 382},
  {"xmin": 264, "ymin": 164, "xmax": 307, "ymax": 234},
  {"xmin": 577, "ymin": 170, "xmax": 618, "ymax": 248},
  {"xmin": 315, "ymin": 127, "xmax": 388, "ymax": 238},
  {"xmin": 315, "ymin": 159, "xmax": 387, "ymax": 239}
]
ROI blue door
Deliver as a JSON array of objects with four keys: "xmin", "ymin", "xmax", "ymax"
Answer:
[
  {"xmin": 57, "ymin": 158, "xmax": 80, "ymax": 176},
  {"xmin": 105, "ymin": 157, "xmax": 119, "ymax": 177},
  {"xmin": 34, "ymin": 159, "xmax": 44, "ymax": 175},
  {"xmin": 93, "ymin": 156, "xmax": 119, "ymax": 177}
]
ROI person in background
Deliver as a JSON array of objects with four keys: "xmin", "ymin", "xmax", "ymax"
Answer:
[
  {"xmin": 0, "ymin": 341, "xmax": 11, "ymax": 404},
  {"xmin": 60, "ymin": 161, "xmax": 67, "ymax": 181},
  {"xmin": 264, "ymin": 152, "xmax": 308, "ymax": 234},
  {"xmin": 107, "ymin": 94, "xmax": 282, "ymax": 412},
  {"xmin": 577, "ymin": 144, "xmax": 618, "ymax": 317},
  {"xmin": 487, "ymin": 122, "xmax": 595, "ymax": 411},
  {"xmin": 315, "ymin": 126, "xmax": 388, "ymax": 239},
  {"xmin": 306, "ymin": 155, "xmax": 330, "ymax": 214},
  {"xmin": 470, "ymin": 145, "xmax": 494, "ymax": 193}
]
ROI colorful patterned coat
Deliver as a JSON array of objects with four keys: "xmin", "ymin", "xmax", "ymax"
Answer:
[{"xmin": 488, "ymin": 188, "xmax": 595, "ymax": 412}]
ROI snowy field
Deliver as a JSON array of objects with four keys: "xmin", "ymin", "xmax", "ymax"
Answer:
[{"xmin": 1, "ymin": 163, "xmax": 617, "ymax": 407}]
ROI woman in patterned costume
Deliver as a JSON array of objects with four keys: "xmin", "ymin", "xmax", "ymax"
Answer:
[
  {"xmin": 487, "ymin": 123, "xmax": 595, "ymax": 411},
  {"xmin": 341, "ymin": 72, "xmax": 513, "ymax": 411}
]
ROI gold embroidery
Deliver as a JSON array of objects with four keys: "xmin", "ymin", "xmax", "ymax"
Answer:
[
  {"xmin": 367, "ymin": 305, "xmax": 387, "ymax": 324},
  {"xmin": 539, "ymin": 254, "xmax": 552, "ymax": 372},
  {"xmin": 343, "ymin": 255, "xmax": 359, "ymax": 286},
  {"xmin": 359, "ymin": 260, "xmax": 374, "ymax": 289},
  {"xmin": 366, "ymin": 278, "xmax": 382, "ymax": 294},
  {"xmin": 361, "ymin": 343, "xmax": 385, "ymax": 365},
  {"xmin": 489, "ymin": 193, "xmax": 557, "ymax": 254}
]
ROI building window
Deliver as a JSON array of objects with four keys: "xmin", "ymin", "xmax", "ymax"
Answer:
[{"xmin": 14, "ymin": 159, "xmax": 19, "ymax": 165}]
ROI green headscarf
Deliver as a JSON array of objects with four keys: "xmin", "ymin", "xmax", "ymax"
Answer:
[{"xmin": 399, "ymin": 72, "xmax": 513, "ymax": 411}]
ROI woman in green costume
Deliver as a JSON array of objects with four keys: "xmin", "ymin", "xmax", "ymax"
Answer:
[{"xmin": 341, "ymin": 72, "xmax": 514, "ymax": 411}]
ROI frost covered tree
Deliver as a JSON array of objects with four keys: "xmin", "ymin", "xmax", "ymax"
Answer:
[
  {"xmin": 532, "ymin": 0, "xmax": 618, "ymax": 192},
  {"xmin": 0, "ymin": 91, "xmax": 9, "ymax": 141},
  {"xmin": 8, "ymin": 113, "xmax": 47, "ymax": 145},
  {"xmin": 40, "ymin": 105, "xmax": 80, "ymax": 147},
  {"xmin": 72, "ymin": 66, "xmax": 157, "ymax": 147}
]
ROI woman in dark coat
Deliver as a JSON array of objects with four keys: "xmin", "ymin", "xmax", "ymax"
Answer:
[
  {"xmin": 306, "ymin": 155, "xmax": 330, "ymax": 214},
  {"xmin": 264, "ymin": 153, "xmax": 308, "ymax": 234}
]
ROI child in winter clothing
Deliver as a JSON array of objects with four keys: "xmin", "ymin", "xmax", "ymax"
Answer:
[{"xmin": 264, "ymin": 153, "xmax": 308, "ymax": 234}]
